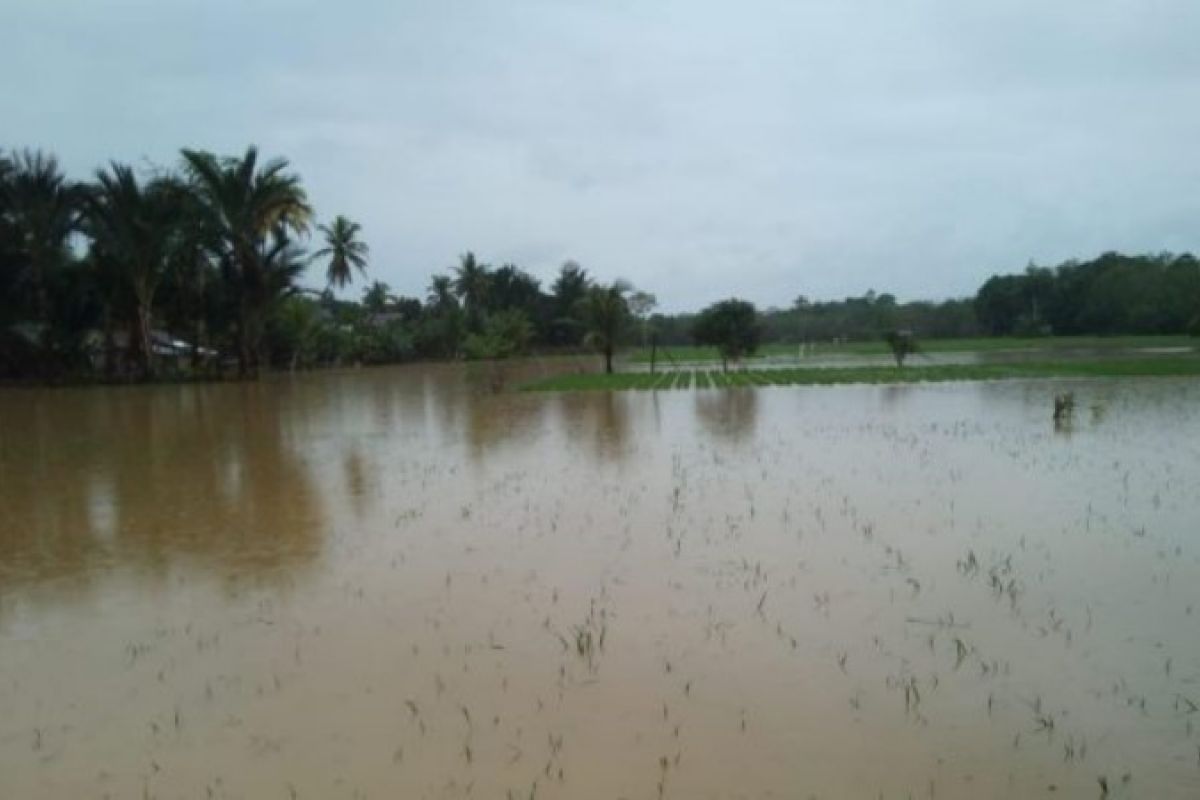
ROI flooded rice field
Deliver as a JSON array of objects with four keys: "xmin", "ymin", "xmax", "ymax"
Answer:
[
  {"xmin": 652, "ymin": 343, "xmax": 1199, "ymax": 371},
  {"xmin": 2, "ymin": 366, "xmax": 1199, "ymax": 798}
]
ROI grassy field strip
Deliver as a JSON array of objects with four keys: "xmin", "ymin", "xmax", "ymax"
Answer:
[
  {"xmin": 522, "ymin": 357, "xmax": 1200, "ymax": 392},
  {"xmin": 627, "ymin": 335, "xmax": 1198, "ymax": 363}
]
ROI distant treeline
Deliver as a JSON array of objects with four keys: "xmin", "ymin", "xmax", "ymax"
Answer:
[
  {"xmin": 639, "ymin": 252, "xmax": 1200, "ymax": 347},
  {"xmin": 649, "ymin": 292, "xmax": 981, "ymax": 346},
  {"xmin": 3, "ymin": 146, "xmax": 1198, "ymax": 382},
  {"xmin": 973, "ymin": 252, "xmax": 1200, "ymax": 336}
]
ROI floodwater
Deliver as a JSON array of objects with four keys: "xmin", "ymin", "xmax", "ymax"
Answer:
[{"xmin": 1, "ymin": 364, "xmax": 1198, "ymax": 799}]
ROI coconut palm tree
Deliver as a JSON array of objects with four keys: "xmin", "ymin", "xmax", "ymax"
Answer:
[
  {"xmin": 83, "ymin": 163, "xmax": 184, "ymax": 378},
  {"xmin": 159, "ymin": 188, "xmax": 218, "ymax": 370},
  {"xmin": 315, "ymin": 215, "xmax": 368, "ymax": 290},
  {"xmin": 362, "ymin": 280, "xmax": 392, "ymax": 314},
  {"xmin": 3, "ymin": 150, "xmax": 83, "ymax": 331},
  {"xmin": 0, "ymin": 154, "xmax": 17, "ymax": 324},
  {"xmin": 427, "ymin": 274, "xmax": 456, "ymax": 312},
  {"xmin": 548, "ymin": 260, "xmax": 591, "ymax": 346},
  {"xmin": 579, "ymin": 280, "xmax": 631, "ymax": 374},
  {"xmin": 180, "ymin": 146, "xmax": 312, "ymax": 376},
  {"xmin": 250, "ymin": 227, "xmax": 308, "ymax": 367},
  {"xmin": 452, "ymin": 251, "xmax": 490, "ymax": 332}
]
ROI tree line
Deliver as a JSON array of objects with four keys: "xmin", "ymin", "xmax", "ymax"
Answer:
[
  {"xmin": 269, "ymin": 258, "xmax": 651, "ymax": 375},
  {"xmin": 3, "ymin": 146, "xmax": 1198, "ymax": 382},
  {"xmin": 0, "ymin": 147, "xmax": 373, "ymax": 379},
  {"xmin": 648, "ymin": 253, "xmax": 1200, "ymax": 351},
  {"xmin": 0, "ymin": 146, "xmax": 652, "ymax": 381},
  {"xmin": 973, "ymin": 252, "xmax": 1200, "ymax": 336}
]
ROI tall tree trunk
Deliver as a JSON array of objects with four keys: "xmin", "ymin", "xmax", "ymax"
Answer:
[
  {"xmin": 243, "ymin": 305, "xmax": 262, "ymax": 379},
  {"xmin": 236, "ymin": 300, "xmax": 250, "ymax": 379},
  {"xmin": 136, "ymin": 300, "xmax": 156, "ymax": 380},
  {"xmin": 30, "ymin": 248, "xmax": 49, "ymax": 329},
  {"xmin": 604, "ymin": 346, "xmax": 613, "ymax": 374},
  {"xmin": 102, "ymin": 313, "xmax": 117, "ymax": 379},
  {"xmin": 31, "ymin": 251, "xmax": 52, "ymax": 378},
  {"xmin": 191, "ymin": 319, "xmax": 203, "ymax": 372}
]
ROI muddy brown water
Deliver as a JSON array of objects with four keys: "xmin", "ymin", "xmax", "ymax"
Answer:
[{"xmin": 2, "ymin": 364, "xmax": 1198, "ymax": 798}]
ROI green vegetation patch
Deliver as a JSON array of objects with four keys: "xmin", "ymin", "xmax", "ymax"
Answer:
[
  {"xmin": 522, "ymin": 357, "xmax": 1200, "ymax": 393},
  {"xmin": 628, "ymin": 335, "xmax": 1197, "ymax": 363}
]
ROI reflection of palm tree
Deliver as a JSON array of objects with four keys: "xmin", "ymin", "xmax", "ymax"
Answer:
[
  {"xmin": 343, "ymin": 447, "xmax": 373, "ymax": 519},
  {"xmin": 590, "ymin": 391, "xmax": 630, "ymax": 461},
  {"xmin": 463, "ymin": 390, "xmax": 542, "ymax": 458},
  {"xmin": 0, "ymin": 383, "xmax": 326, "ymax": 595}
]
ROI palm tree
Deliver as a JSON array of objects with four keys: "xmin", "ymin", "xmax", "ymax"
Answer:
[
  {"xmin": 83, "ymin": 163, "xmax": 183, "ymax": 378},
  {"xmin": 251, "ymin": 227, "xmax": 308, "ymax": 367},
  {"xmin": 315, "ymin": 215, "xmax": 368, "ymax": 290},
  {"xmin": 579, "ymin": 280, "xmax": 631, "ymax": 374},
  {"xmin": 4, "ymin": 150, "xmax": 83, "ymax": 332},
  {"xmin": 0, "ymin": 154, "xmax": 17, "ymax": 325},
  {"xmin": 159, "ymin": 188, "xmax": 218, "ymax": 370},
  {"xmin": 549, "ymin": 260, "xmax": 591, "ymax": 346},
  {"xmin": 181, "ymin": 146, "xmax": 312, "ymax": 377},
  {"xmin": 362, "ymin": 280, "xmax": 392, "ymax": 314},
  {"xmin": 427, "ymin": 274, "xmax": 456, "ymax": 312},
  {"xmin": 452, "ymin": 251, "xmax": 490, "ymax": 332}
]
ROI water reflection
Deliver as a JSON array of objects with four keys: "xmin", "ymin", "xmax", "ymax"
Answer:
[
  {"xmin": 464, "ymin": 392, "xmax": 547, "ymax": 459},
  {"xmin": 694, "ymin": 386, "xmax": 759, "ymax": 443},
  {"xmin": 3, "ymin": 366, "xmax": 1200, "ymax": 798},
  {"xmin": 579, "ymin": 391, "xmax": 631, "ymax": 462},
  {"xmin": 878, "ymin": 383, "xmax": 912, "ymax": 411},
  {"xmin": 0, "ymin": 383, "xmax": 325, "ymax": 593},
  {"xmin": 343, "ymin": 446, "xmax": 374, "ymax": 519}
]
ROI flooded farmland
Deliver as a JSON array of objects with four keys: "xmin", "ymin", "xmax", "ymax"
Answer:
[{"xmin": 2, "ymin": 366, "xmax": 1199, "ymax": 798}]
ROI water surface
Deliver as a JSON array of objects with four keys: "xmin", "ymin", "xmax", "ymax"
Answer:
[{"xmin": 2, "ymin": 365, "xmax": 1198, "ymax": 798}]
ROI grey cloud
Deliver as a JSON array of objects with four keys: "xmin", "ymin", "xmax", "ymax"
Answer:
[{"xmin": 3, "ymin": 0, "xmax": 1199, "ymax": 311}]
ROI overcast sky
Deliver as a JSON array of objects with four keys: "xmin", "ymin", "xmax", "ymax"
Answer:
[{"xmin": 4, "ymin": 1, "xmax": 1199, "ymax": 311}]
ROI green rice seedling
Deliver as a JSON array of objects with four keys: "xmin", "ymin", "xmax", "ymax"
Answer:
[{"xmin": 521, "ymin": 356, "xmax": 1200, "ymax": 391}]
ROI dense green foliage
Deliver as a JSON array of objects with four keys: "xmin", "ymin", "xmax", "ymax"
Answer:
[
  {"xmin": 646, "ymin": 292, "xmax": 980, "ymax": 348},
  {"xmin": 0, "ymin": 147, "xmax": 635, "ymax": 380},
  {"xmin": 1, "ymin": 146, "xmax": 335, "ymax": 379},
  {"xmin": 645, "ymin": 254, "xmax": 1200, "ymax": 349},
  {"xmin": 973, "ymin": 253, "xmax": 1200, "ymax": 336},
  {"xmin": 578, "ymin": 281, "xmax": 632, "ymax": 374},
  {"xmin": 691, "ymin": 299, "xmax": 763, "ymax": 370},
  {"xmin": 883, "ymin": 330, "xmax": 918, "ymax": 367},
  {"xmin": 3, "ymin": 146, "xmax": 1199, "ymax": 383}
]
